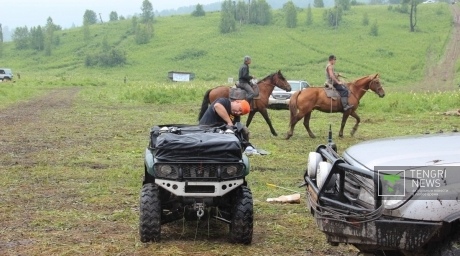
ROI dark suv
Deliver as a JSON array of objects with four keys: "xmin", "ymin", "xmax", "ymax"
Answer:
[
  {"xmin": 139, "ymin": 123, "xmax": 253, "ymax": 244},
  {"xmin": 303, "ymin": 131, "xmax": 460, "ymax": 255}
]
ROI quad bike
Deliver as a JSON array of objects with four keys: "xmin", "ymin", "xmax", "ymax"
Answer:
[{"xmin": 139, "ymin": 123, "xmax": 253, "ymax": 244}]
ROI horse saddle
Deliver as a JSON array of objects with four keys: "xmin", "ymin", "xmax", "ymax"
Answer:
[
  {"xmin": 230, "ymin": 83, "xmax": 260, "ymax": 101},
  {"xmin": 323, "ymin": 84, "xmax": 340, "ymax": 100}
]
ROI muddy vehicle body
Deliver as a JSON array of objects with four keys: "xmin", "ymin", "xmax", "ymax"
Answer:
[
  {"xmin": 139, "ymin": 123, "xmax": 253, "ymax": 244},
  {"xmin": 303, "ymin": 132, "xmax": 460, "ymax": 255}
]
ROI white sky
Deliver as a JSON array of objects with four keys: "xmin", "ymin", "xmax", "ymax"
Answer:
[{"xmin": 1, "ymin": 0, "xmax": 221, "ymax": 29}]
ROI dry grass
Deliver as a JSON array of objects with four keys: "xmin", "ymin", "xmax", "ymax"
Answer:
[{"xmin": 1, "ymin": 86, "xmax": 458, "ymax": 256}]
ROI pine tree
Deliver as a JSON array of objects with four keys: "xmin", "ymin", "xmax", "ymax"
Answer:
[
  {"xmin": 306, "ymin": 4, "xmax": 313, "ymax": 26},
  {"xmin": 45, "ymin": 17, "xmax": 54, "ymax": 56},
  {"xmin": 141, "ymin": 0, "xmax": 154, "ymax": 23},
  {"xmin": 220, "ymin": 0, "xmax": 236, "ymax": 33},
  {"xmin": 192, "ymin": 4, "xmax": 206, "ymax": 17},
  {"xmin": 284, "ymin": 1, "xmax": 297, "ymax": 28},
  {"xmin": 12, "ymin": 26, "xmax": 29, "ymax": 50},
  {"xmin": 109, "ymin": 11, "xmax": 119, "ymax": 22},
  {"xmin": 314, "ymin": 0, "xmax": 325, "ymax": 8},
  {"xmin": 0, "ymin": 24, "xmax": 3, "ymax": 57},
  {"xmin": 83, "ymin": 10, "xmax": 98, "ymax": 25}
]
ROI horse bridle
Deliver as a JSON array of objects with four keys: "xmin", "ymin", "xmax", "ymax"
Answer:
[
  {"xmin": 350, "ymin": 77, "xmax": 382, "ymax": 101},
  {"xmin": 368, "ymin": 78, "xmax": 383, "ymax": 95},
  {"xmin": 271, "ymin": 73, "xmax": 288, "ymax": 89}
]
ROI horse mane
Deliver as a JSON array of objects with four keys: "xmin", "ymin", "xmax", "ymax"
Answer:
[
  {"xmin": 351, "ymin": 75, "xmax": 370, "ymax": 84},
  {"xmin": 257, "ymin": 70, "xmax": 286, "ymax": 84},
  {"xmin": 348, "ymin": 74, "xmax": 378, "ymax": 89},
  {"xmin": 257, "ymin": 73, "xmax": 276, "ymax": 84},
  {"xmin": 352, "ymin": 74, "xmax": 379, "ymax": 83}
]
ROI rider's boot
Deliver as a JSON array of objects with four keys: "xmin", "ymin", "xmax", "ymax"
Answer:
[
  {"xmin": 246, "ymin": 97, "xmax": 254, "ymax": 111},
  {"xmin": 341, "ymin": 97, "xmax": 354, "ymax": 111}
]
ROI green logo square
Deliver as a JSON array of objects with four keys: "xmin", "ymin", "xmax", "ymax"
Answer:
[{"xmin": 378, "ymin": 169, "xmax": 405, "ymax": 197}]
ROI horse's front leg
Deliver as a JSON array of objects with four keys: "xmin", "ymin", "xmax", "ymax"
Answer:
[
  {"xmin": 245, "ymin": 111, "xmax": 255, "ymax": 128},
  {"xmin": 257, "ymin": 108, "xmax": 278, "ymax": 136},
  {"xmin": 349, "ymin": 111, "xmax": 360, "ymax": 136},
  {"xmin": 339, "ymin": 113, "xmax": 351, "ymax": 138}
]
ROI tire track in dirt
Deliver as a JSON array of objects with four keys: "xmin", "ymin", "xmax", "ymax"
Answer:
[
  {"xmin": 420, "ymin": 4, "xmax": 460, "ymax": 91},
  {"xmin": 0, "ymin": 87, "xmax": 80, "ymax": 167}
]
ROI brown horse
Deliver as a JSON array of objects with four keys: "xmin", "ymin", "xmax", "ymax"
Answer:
[
  {"xmin": 198, "ymin": 70, "xmax": 291, "ymax": 136},
  {"xmin": 286, "ymin": 73, "xmax": 385, "ymax": 139}
]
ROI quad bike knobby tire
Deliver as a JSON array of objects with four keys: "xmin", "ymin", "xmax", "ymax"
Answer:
[
  {"xmin": 139, "ymin": 183, "xmax": 162, "ymax": 242},
  {"xmin": 229, "ymin": 186, "xmax": 253, "ymax": 244}
]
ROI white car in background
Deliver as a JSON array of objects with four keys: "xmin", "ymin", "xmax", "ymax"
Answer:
[
  {"xmin": 0, "ymin": 68, "xmax": 13, "ymax": 81},
  {"xmin": 268, "ymin": 80, "xmax": 309, "ymax": 109}
]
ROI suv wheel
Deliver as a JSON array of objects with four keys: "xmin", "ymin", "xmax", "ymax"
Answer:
[
  {"xmin": 139, "ymin": 183, "xmax": 161, "ymax": 242},
  {"xmin": 229, "ymin": 186, "xmax": 253, "ymax": 244}
]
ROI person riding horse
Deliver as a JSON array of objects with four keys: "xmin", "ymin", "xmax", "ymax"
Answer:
[
  {"xmin": 326, "ymin": 55, "xmax": 353, "ymax": 111},
  {"xmin": 238, "ymin": 56, "xmax": 259, "ymax": 110}
]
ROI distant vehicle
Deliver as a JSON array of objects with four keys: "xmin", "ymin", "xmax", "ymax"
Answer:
[
  {"xmin": 268, "ymin": 80, "xmax": 309, "ymax": 109},
  {"xmin": 0, "ymin": 68, "xmax": 13, "ymax": 81},
  {"xmin": 422, "ymin": 0, "xmax": 436, "ymax": 3}
]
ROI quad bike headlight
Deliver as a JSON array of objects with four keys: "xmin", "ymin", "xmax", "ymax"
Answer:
[
  {"xmin": 224, "ymin": 165, "xmax": 238, "ymax": 176},
  {"xmin": 155, "ymin": 164, "xmax": 178, "ymax": 179},
  {"xmin": 159, "ymin": 165, "xmax": 172, "ymax": 176}
]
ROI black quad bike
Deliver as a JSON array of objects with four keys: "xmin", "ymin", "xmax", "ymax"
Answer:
[{"xmin": 139, "ymin": 123, "xmax": 253, "ymax": 244}]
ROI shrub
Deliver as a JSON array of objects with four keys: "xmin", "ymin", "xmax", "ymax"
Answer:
[
  {"xmin": 370, "ymin": 20, "xmax": 379, "ymax": 36},
  {"xmin": 362, "ymin": 13, "xmax": 369, "ymax": 26},
  {"xmin": 323, "ymin": 7, "xmax": 343, "ymax": 27}
]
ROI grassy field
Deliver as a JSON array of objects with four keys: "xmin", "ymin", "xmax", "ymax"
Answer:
[{"xmin": 0, "ymin": 81, "xmax": 459, "ymax": 255}]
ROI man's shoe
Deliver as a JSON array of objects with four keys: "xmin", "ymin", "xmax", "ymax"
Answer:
[{"xmin": 343, "ymin": 104, "xmax": 354, "ymax": 111}]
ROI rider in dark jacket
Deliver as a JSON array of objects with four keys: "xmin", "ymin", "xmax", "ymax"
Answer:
[{"xmin": 238, "ymin": 56, "xmax": 259, "ymax": 109}]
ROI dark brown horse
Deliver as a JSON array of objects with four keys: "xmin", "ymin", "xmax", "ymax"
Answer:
[
  {"xmin": 198, "ymin": 70, "xmax": 291, "ymax": 136},
  {"xmin": 286, "ymin": 73, "xmax": 385, "ymax": 139}
]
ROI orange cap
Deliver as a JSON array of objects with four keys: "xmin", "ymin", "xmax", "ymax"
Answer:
[{"xmin": 240, "ymin": 100, "xmax": 250, "ymax": 115}]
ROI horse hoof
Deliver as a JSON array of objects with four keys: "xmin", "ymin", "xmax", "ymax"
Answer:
[{"xmin": 272, "ymin": 132, "xmax": 278, "ymax": 137}]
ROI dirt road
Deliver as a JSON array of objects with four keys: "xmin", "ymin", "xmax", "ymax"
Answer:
[{"xmin": 420, "ymin": 3, "xmax": 460, "ymax": 91}]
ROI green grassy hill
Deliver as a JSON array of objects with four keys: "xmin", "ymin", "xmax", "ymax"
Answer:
[{"xmin": 0, "ymin": 4, "xmax": 457, "ymax": 88}]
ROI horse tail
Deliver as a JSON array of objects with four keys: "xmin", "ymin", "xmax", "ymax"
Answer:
[
  {"xmin": 289, "ymin": 90, "xmax": 301, "ymax": 128},
  {"xmin": 198, "ymin": 88, "xmax": 212, "ymax": 121}
]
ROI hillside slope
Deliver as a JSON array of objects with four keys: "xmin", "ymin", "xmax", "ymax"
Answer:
[{"xmin": 0, "ymin": 4, "xmax": 457, "ymax": 88}]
